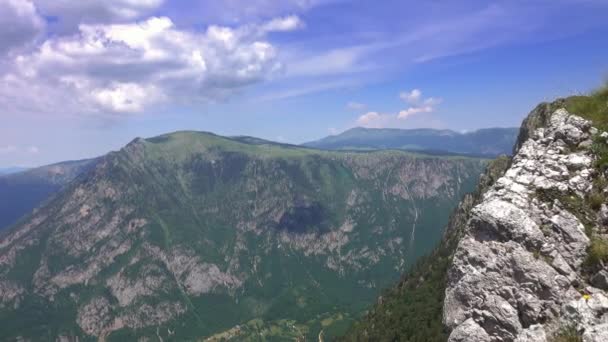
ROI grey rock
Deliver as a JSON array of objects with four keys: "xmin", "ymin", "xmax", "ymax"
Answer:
[
  {"xmin": 515, "ymin": 324, "xmax": 547, "ymax": 342},
  {"xmin": 448, "ymin": 318, "xmax": 492, "ymax": 342},
  {"xmin": 579, "ymin": 139, "xmax": 593, "ymax": 149},
  {"xmin": 591, "ymin": 270, "xmax": 608, "ymax": 291},
  {"xmin": 600, "ymin": 204, "xmax": 608, "ymax": 226},
  {"xmin": 444, "ymin": 108, "xmax": 600, "ymax": 341},
  {"xmin": 584, "ymin": 323, "xmax": 608, "ymax": 342}
]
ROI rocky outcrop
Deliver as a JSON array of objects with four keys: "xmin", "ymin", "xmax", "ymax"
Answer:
[{"xmin": 444, "ymin": 108, "xmax": 608, "ymax": 341}]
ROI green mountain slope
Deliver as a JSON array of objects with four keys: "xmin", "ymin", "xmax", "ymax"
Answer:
[
  {"xmin": 303, "ymin": 127, "xmax": 519, "ymax": 157},
  {"xmin": 340, "ymin": 156, "xmax": 511, "ymax": 342},
  {"xmin": 0, "ymin": 159, "xmax": 97, "ymax": 231},
  {"xmin": 0, "ymin": 131, "xmax": 486, "ymax": 341}
]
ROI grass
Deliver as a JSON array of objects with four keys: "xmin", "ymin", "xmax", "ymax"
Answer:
[
  {"xmin": 564, "ymin": 84, "xmax": 608, "ymax": 131},
  {"xmin": 550, "ymin": 325, "xmax": 583, "ymax": 342},
  {"xmin": 560, "ymin": 84, "xmax": 608, "ymax": 272},
  {"xmin": 584, "ymin": 236, "xmax": 608, "ymax": 270}
]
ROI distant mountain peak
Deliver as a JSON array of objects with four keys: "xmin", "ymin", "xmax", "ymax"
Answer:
[{"xmin": 303, "ymin": 126, "xmax": 519, "ymax": 157}]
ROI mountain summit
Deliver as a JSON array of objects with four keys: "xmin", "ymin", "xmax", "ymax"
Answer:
[{"xmin": 0, "ymin": 130, "xmax": 486, "ymax": 340}]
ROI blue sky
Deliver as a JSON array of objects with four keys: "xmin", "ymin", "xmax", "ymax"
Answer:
[{"xmin": 1, "ymin": 0, "xmax": 608, "ymax": 167}]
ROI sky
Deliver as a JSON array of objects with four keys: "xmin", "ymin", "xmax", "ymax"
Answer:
[{"xmin": 1, "ymin": 0, "xmax": 608, "ymax": 167}]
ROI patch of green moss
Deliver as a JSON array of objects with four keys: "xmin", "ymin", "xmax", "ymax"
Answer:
[
  {"xmin": 550, "ymin": 325, "xmax": 583, "ymax": 342},
  {"xmin": 584, "ymin": 236, "xmax": 608, "ymax": 270},
  {"xmin": 588, "ymin": 192, "xmax": 604, "ymax": 211},
  {"xmin": 564, "ymin": 84, "xmax": 608, "ymax": 175}
]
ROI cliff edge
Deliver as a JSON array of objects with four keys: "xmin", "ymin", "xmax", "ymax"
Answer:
[
  {"xmin": 343, "ymin": 87, "xmax": 608, "ymax": 341},
  {"xmin": 445, "ymin": 106, "xmax": 607, "ymax": 341}
]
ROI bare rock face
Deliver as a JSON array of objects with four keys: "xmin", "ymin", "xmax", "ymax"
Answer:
[
  {"xmin": 76, "ymin": 297, "xmax": 114, "ymax": 337},
  {"xmin": 444, "ymin": 108, "xmax": 608, "ymax": 341}
]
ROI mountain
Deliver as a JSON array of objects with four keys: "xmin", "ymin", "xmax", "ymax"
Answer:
[
  {"xmin": 343, "ymin": 88, "xmax": 608, "ymax": 341},
  {"xmin": 0, "ymin": 167, "xmax": 28, "ymax": 175},
  {"xmin": 0, "ymin": 159, "xmax": 97, "ymax": 231},
  {"xmin": 303, "ymin": 127, "xmax": 519, "ymax": 157},
  {"xmin": 0, "ymin": 130, "xmax": 487, "ymax": 341}
]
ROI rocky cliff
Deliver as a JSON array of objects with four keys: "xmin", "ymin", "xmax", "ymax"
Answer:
[
  {"xmin": 444, "ymin": 105, "xmax": 608, "ymax": 341},
  {"xmin": 343, "ymin": 89, "xmax": 608, "ymax": 342}
]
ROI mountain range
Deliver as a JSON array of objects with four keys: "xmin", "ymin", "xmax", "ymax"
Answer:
[
  {"xmin": 0, "ymin": 128, "xmax": 517, "ymax": 233},
  {"xmin": 0, "ymin": 131, "xmax": 487, "ymax": 340},
  {"xmin": 0, "ymin": 159, "xmax": 97, "ymax": 231},
  {"xmin": 304, "ymin": 127, "xmax": 519, "ymax": 157}
]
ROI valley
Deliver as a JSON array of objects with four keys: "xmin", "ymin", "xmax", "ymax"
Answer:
[{"xmin": 0, "ymin": 131, "xmax": 486, "ymax": 340}]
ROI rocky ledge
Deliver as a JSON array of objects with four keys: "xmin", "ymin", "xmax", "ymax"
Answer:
[{"xmin": 444, "ymin": 108, "xmax": 608, "ymax": 341}]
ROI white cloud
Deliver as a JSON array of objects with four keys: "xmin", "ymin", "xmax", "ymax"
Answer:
[
  {"xmin": 352, "ymin": 89, "xmax": 443, "ymax": 127},
  {"xmin": 397, "ymin": 89, "xmax": 442, "ymax": 121},
  {"xmin": 92, "ymin": 83, "xmax": 164, "ymax": 113},
  {"xmin": 261, "ymin": 15, "xmax": 304, "ymax": 33},
  {"xmin": 397, "ymin": 106, "xmax": 433, "ymax": 120},
  {"xmin": 0, "ymin": 0, "xmax": 45, "ymax": 56},
  {"xmin": 1, "ymin": 15, "xmax": 294, "ymax": 115},
  {"xmin": 27, "ymin": 146, "xmax": 40, "ymax": 154},
  {"xmin": 356, "ymin": 111, "xmax": 393, "ymax": 128},
  {"xmin": 347, "ymin": 101, "xmax": 366, "ymax": 110},
  {"xmin": 399, "ymin": 89, "xmax": 422, "ymax": 104}
]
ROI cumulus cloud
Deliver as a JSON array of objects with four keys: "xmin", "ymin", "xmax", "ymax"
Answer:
[
  {"xmin": 397, "ymin": 89, "xmax": 442, "ymax": 121},
  {"xmin": 356, "ymin": 111, "xmax": 393, "ymax": 128},
  {"xmin": 260, "ymin": 15, "xmax": 304, "ymax": 33},
  {"xmin": 27, "ymin": 146, "xmax": 40, "ymax": 154},
  {"xmin": 397, "ymin": 105, "xmax": 433, "ymax": 120},
  {"xmin": 1, "ymin": 14, "xmax": 301, "ymax": 115},
  {"xmin": 352, "ymin": 89, "xmax": 443, "ymax": 128},
  {"xmin": 92, "ymin": 83, "xmax": 165, "ymax": 113},
  {"xmin": 399, "ymin": 89, "xmax": 422, "ymax": 104},
  {"xmin": 0, "ymin": 0, "xmax": 45, "ymax": 56}
]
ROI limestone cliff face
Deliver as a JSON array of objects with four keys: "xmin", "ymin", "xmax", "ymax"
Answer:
[{"xmin": 444, "ymin": 107, "xmax": 608, "ymax": 341}]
